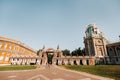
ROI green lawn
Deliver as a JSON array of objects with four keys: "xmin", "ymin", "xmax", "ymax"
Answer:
[
  {"xmin": 0, "ymin": 65, "xmax": 36, "ymax": 71},
  {"xmin": 61, "ymin": 65, "xmax": 120, "ymax": 80}
]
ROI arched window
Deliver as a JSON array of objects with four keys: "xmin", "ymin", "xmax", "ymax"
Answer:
[
  {"xmin": 0, "ymin": 42, "xmax": 2, "ymax": 48},
  {"xmin": 98, "ymin": 48, "xmax": 103, "ymax": 57},
  {"xmin": 5, "ymin": 56, "xmax": 9, "ymax": 61},
  {"xmin": 109, "ymin": 48, "xmax": 115, "ymax": 57},
  {"xmin": 4, "ymin": 44, "xmax": 7, "ymax": 49},
  {"xmin": 9, "ymin": 46, "xmax": 12, "ymax": 50},
  {"xmin": 57, "ymin": 53, "xmax": 59, "ymax": 57},
  {"xmin": 42, "ymin": 54, "xmax": 44, "ymax": 57},
  {"xmin": 116, "ymin": 47, "xmax": 120, "ymax": 56},
  {"xmin": 0, "ymin": 56, "xmax": 3, "ymax": 61},
  {"xmin": 73, "ymin": 60, "xmax": 77, "ymax": 65}
]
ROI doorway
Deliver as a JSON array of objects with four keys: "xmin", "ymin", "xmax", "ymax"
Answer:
[{"xmin": 47, "ymin": 53, "xmax": 54, "ymax": 64}]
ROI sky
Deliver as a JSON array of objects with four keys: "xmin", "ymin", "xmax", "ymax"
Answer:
[{"xmin": 0, "ymin": 0, "xmax": 120, "ymax": 51}]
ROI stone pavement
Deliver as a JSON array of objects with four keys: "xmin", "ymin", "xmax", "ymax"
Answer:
[{"xmin": 0, "ymin": 65, "xmax": 113, "ymax": 80}]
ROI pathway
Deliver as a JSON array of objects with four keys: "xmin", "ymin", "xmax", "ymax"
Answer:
[{"xmin": 0, "ymin": 65, "xmax": 113, "ymax": 80}]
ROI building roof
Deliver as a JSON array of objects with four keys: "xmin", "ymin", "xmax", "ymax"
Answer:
[
  {"xmin": 106, "ymin": 41, "xmax": 120, "ymax": 47},
  {"xmin": 0, "ymin": 36, "xmax": 37, "ymax": 53}
]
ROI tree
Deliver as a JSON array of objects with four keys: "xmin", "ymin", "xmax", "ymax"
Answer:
[
  {"xmin": 71, "ymin": 47, "xmax": 85, "ymax": 56},
  {"xmin": 71, "ymin": 49, "xmax": 77, "ymax": 56},
  {"xmin": 62, "ymin": 49, "xmax": 71, "ymax": 56},
  {"xmin": 81, "ymin": 48, "xmax": 85, "ymax": 56}
]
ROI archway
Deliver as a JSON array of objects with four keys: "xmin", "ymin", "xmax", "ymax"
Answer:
[
  {"xmin": 47, "ymin": 52, "xmax": 54, "ymax": 64},
  {"xmin": 46, "ymin": 48, "xmax": 55, "ymax": 64},
  {"xmin": 73, "ymin": 60, "xmax": 77, "ymax": 65},
  {"xmin": 80, "ymin": 60, "xmax": 83, "ymax": 65},
  {"xmin": 38, "ymin": 47, "xmax": 63, "ymax": 65}
]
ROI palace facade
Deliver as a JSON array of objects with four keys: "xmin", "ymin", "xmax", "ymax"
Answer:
[
  {"xmin": 0, "ymin": 24, "xmax": 119, "ymax": 65},
  {"xmin": 0, "ymin": 37, "xmax": 37, "ymax": 65},
  {"xmin": 84, "ymin": 24, "xmax": 120, "ymax": 64}
]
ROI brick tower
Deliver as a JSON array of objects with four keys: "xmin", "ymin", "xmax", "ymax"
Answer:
[{"xmin": 84, "ymin": 24, "xmax": 108, "ymax": 64}]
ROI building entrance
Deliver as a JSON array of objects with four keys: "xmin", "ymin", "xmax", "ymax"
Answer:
[
  {"xmin": 38, "ymin": 47, "xmax": 63, "ymax": 65},
  {"xmin": 47, "ymin": 53, "xmax": 54, "ymax": 64}
]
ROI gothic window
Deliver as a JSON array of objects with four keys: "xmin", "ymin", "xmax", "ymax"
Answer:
[
  {"xmin": 109, "ymin": 48, "xmax": 115, "ymax": 57},
  {"xmin": 98, "ymin": 49, "xmax": 103, "ymax": 57},
  {"xmin": 116, "ymin": 47, "xmax": 120, "ymax": 56}
]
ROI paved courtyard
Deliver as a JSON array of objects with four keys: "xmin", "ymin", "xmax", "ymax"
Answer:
[{"xmin": 0, "ymin": 65, "xmax": 113, "ymax": 80}]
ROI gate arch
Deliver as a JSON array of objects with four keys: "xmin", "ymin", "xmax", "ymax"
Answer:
[{"xmin": 38, "ymin": 46, "xmax": 63, "ymax": 65}]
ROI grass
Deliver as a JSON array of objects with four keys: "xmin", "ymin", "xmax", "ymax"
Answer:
[
  {"xmin": 61, "ymin": 65, "xmax": 120, "ymax": 80},
  {"xmin": 0, "ymin": 65, "xmax": 36, "ymax": 71}
]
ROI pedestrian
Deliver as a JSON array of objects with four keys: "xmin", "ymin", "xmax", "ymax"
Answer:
[{"xmin": 48, "ymin": 63, "xmax": 50, "ymax": 69}]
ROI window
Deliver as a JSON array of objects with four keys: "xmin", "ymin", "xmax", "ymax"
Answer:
[
  {"xmin": 98, "ymin": 50, "xmax": 103, "ymax": 57},
  {"xmin": 57, "ymin": 53, "xmax": 59, "ymax": 57},
  {"xmin": 42, "ymin": 54, "xmax": 44, "ymax": 57},
  {"xmin": 109, "ymin": 48, "xmax": 115, "ymax": 56},
  {"xmin": 98, "ymin": 40, "xmax": 101, "ymax": 43},
  {"xmin": 5, "ymin": 56, "xmax": 9, "ymax": 61},
  {"xmin": 2, "ymin": 52, "xmax": 5, "ymax": 55},
  {"xmin": 116, "ymin": 47, "xmax": 120, "ymax": 56},
  {"xmin": 95, "ymin": 31, "xmax": 97, "ymax": 34},
  {"xmin": 0, "ymin": 56, "xmax": 3, "ymax": 61},
  {"xmin": 0, "ymin": 43, "xmax": 2, "ymax": 48},
  {"xmin": 9, "ymin": 45, "xmax": 12, "ymax": 50},
  {"xmin": 4, "ymin": 44, "xmax": 7, "ymax": 49}
]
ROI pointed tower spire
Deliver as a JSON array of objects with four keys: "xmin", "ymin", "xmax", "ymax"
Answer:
[
  {"xmin": 43, "ymin": 45, "xmax": 45, "ymax": 49},
  {"xmin": 57, "ymin": 44, "xmax": 59, "ymax": 50}
]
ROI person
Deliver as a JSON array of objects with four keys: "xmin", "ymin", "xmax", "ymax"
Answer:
[
  {"xmin": 48, "ymin": 63, "xmax": 50, "ymax": 69},
  {"xmin": 46, "ymin": 62, "xmax": 50, "ymax": 69}
]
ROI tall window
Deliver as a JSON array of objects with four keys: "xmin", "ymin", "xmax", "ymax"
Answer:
[
  {"xmin": 9, "ymin": 45, "xmax": 12, "ymax": 50},
  {"xmin": 4, "ymin": 44, "xmax": 7, "ymax": 49},
  {"xmin": 109, "ymin": 48, "xmax": 115, "ymax": 57},
  {"xmin": 0, "ymin": 56, "xmax": 3, "ymax": 61},
  {"xmin": 5, "ymin": 56, "xmax": 9, "ymax": 61},
  {"xmin": 116, "ymin": 47, "xmax": 120, "ymax": 56},
  {"xmin": 0, "ymin": 43, "xmax": 2, "ymax": 48},
  {"xmin": 98, "ymin": 50, "xmax": 103, "ymax": 57}
]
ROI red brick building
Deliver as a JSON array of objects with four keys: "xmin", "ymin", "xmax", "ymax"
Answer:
[{"xmin": 84, "ymin": 24, "xmax": 120, "ymax": 64}]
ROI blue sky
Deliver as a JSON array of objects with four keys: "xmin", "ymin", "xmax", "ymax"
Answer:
[{"xmin": 0, "ymin": 0, "xmax": 120, "ymax": 51}]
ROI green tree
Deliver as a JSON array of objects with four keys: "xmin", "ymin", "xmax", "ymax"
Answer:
[
  {"xmin": 71, "ymin": 47, "xmax": 85, "ymax": 56},
  {"xmin": 62, "ymin": 49, "xmax": 71, "ymax": 56},
  {"xmin": 81, "ymin": 48, "xmax": 85, "ymax": 56}
]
